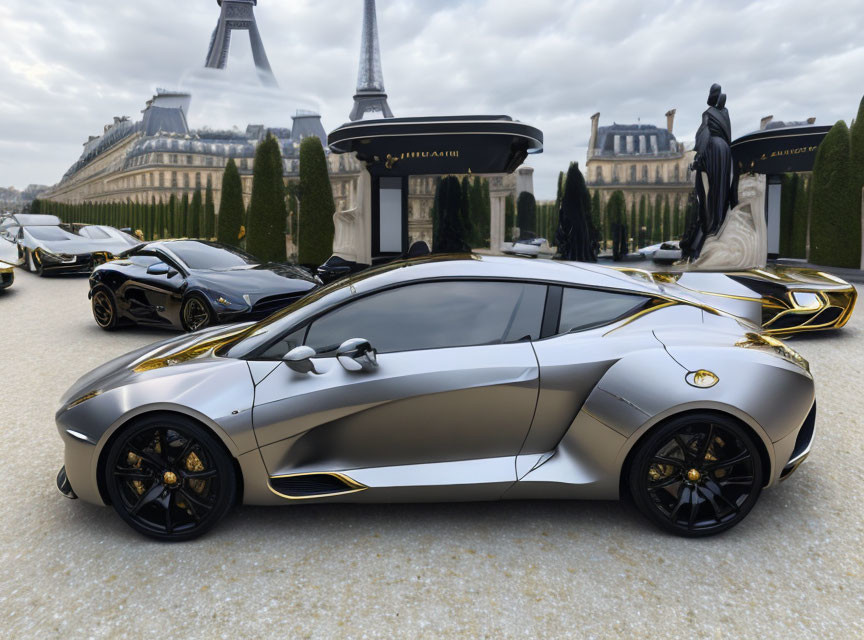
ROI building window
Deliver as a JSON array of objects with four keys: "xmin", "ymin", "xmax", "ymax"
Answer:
[
  {"xmin": 186, "ymin": 155, "xmax": 194, "ymax": 165},
  {"xmin": 641, "ymin": 165, "xmax": 648, "ymax": 182},
  {"xmin": 240, "ymin": 158, "xmax": 248, "ymax": 170},
  {"xmin": 159, "ymin": 172, "xmax": 165, "ymax": 187},
  {"xmin": 183, "ymin": 173, "xmax": 190, "ymax": 188},
  {"xmin": 674, "ymin": 164, "xmax": 680, "ymax": 182},
  {"xmin": 171, "ymin": 172, "xmax": 178, "ymax": 188},
  {"xmin": 655, "ymin": 167, "xmax": 663, "ymax": 183},
  {"xmin": 156, "ymin": 153, "xmax": 163, "ymax": 164},
  {"xmin": 205, "ymin": 156, "xmax": 213, "ymax": 167},
  {"xmin": 629, "ymin": 165, "xmax": 636, "ymax": 182},
  {"xmin": 195, "ymin": 172, "xmax": 201, "ymax": 188}
]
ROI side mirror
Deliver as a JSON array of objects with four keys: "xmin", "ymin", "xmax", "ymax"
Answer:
[
  {"xmin": 167, "ymin": 268, "xmax": 178, "ymax": 278},
  {"xmin": 146, "ymin": 262, "xmax": 170, "ymax": 276},
  {"xmin": 283, "ymin": 345, "xmax": 318, "ymax": 374},
  {"xmin": 337, "ymin": 338, "xmax": 378, "ymax": 373}
]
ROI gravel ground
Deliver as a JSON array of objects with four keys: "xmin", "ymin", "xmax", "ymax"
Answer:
[{"xmin": 0, "ymin": 270, "xmax": 862, "ymax": 639}]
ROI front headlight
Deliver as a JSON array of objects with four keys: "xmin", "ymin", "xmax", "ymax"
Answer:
[
  {"xmin": 735, "ymin": 332, "xmax": 810, "ymax": 373},
  {"xmin": 210, "ymin": 292, "xmax": 249, "ymax": 310},
  {"xmin": 67, "ymin": 389, "xmax": 102, "ymax": 408}
]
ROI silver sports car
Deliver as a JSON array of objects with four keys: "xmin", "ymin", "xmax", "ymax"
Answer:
[{"xmin": 56, "ymin": 255, "xmax": 816, "ymax": 540}]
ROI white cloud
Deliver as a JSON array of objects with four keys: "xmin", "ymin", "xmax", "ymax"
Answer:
[{"xmin": 0, "ymin": 0, "xmax": 861, "ymax": 198}]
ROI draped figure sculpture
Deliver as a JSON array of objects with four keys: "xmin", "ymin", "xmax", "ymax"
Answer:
[{"xmin": 681, "ymin": 84, "xmax": 739, "ymax": 261}]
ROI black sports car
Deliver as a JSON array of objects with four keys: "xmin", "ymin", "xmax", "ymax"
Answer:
[
  {"xmin": 0, "ymin": 214, "xmax": 140, "ymax": 275},
  {"xmin": 88, "ymin": 240, "xmax": 321, "ymax": 331}
]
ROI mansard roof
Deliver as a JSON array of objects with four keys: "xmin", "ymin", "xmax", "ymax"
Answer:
[{"xmin": 593, "ymin": 123, "xmax": 678, "ymax": 155}]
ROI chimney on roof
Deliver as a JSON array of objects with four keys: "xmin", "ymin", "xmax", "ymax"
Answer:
[
  {"xmin": 807, "ymin": 117, "xmax": 816, "ymax": 124},
  {"xmin": 588, "ymin": 112, "xmax": 600, "ymax": 159},
  {"xmin": 665, "ymin": 109, "xmax": 676, "ymax": 134},
  {"xmin": 760, "ymin": 115, "xmax": 774, "ymax": 130}
]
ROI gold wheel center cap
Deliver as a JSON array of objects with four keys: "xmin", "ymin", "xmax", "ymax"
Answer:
[
  {"xmin": 163, "ymin": 471, "xmax": 178, "ymax": 485},
  {"xmin": 687, "ymin": 468, "xmax": 701, "ymax": 482}
]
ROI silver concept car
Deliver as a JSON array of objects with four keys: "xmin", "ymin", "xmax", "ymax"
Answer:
[{"xmin": 56, "ymin": 255, "xmax": 816, "ymax": 540}]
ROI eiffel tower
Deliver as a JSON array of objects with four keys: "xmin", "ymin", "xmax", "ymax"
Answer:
[
  {"xmin": 205, "ymin": 0, "xmax": 277, "ymax": 87},
  {"xmin": 350, "ymin": 0, "xmax": 394, "ymax": 121}
]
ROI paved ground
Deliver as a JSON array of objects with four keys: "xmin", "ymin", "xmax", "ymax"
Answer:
[{"xmin": 0, "ymin": 269, "xmax": 862, "ymax": 639}]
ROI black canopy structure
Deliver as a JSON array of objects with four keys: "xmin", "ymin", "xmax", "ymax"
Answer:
[
  {"xmin": 328, "ymin": 115, "xmax": 543, "ymax": 177},
  {"xmin": 730, "ymin": 122, "xmax": 829, "ymax": 258},
  {"xmin": 732, "ymin": 124, "xmax": 830, "ymax": 174},
  {"xmin": 327, "ymin": 115, "xmax": 543, "ymax": 263}
]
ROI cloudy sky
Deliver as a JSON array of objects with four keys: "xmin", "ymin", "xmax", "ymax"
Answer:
[{"xmin": 0, "ymin": 0, "xmax": 862, "ymax": 199}]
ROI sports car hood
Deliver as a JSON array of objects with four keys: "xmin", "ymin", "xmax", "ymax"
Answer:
[
  {"xmin": 37, "ymin": 237, "xmax": 131, "ymax": 256},
  {"xmin": 58, "ymin": 322, "xmax": 254, "ymax": 408},
  {"xmin": 192, "ymin": 263, "xmax": 318, "ymax": 301}
]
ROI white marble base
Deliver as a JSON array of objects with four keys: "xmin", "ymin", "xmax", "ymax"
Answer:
[
  {"xmin": 332, "ymin": 161, "xmax": 372, "ymax": 265},
  {"xmin": 689, "ymin": 174, "xmax": 767, "ymax": 271}
]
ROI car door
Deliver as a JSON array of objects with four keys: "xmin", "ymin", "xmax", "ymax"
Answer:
[
  {"xmin": 252, "ymin": 280, "xmax": 546, "ymax": 491},
  {"xmin": 518, "ymin": 286, "xmax": 660, "ymax": 461},
  {"xmin": 116, "ymin": 249, "xmax": 186, "ymax": 326}
]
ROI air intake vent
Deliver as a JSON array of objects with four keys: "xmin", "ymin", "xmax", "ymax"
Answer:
[{"xmin": 269, "ymin": 473, "xmax": 365, "ymax": 499}]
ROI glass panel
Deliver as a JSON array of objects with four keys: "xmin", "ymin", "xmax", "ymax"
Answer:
[
  {"xmin": 559, "ymin": 287, "xmax": 648, "ymax": 334},
  {"xmin": 304, "ymin": 281, "xmax": 546, "ymax": 355},
  {"xmin": 379, "ymin": 177, "xmax": 402, "ymax": 253}
]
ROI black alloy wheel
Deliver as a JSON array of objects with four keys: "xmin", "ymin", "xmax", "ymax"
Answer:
[
  {"xmin": 181, "ymin": 293, "xmax": 213, "ymax": 332},
  {"xmin": 629, "ymin": 413, "xmax": 763, "ymax": 537},
  {"xmin": 104, "ymin": 415, "xmax": 236, "ymax": 541},
  {"xmin": 91, "ymin": 287, "xmax": 119, "ymax": 331}
]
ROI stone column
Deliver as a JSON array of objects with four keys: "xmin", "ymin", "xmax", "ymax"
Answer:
[{"xmin": 490, "ymin": 194, "xmax": 506, "ymax": 253}]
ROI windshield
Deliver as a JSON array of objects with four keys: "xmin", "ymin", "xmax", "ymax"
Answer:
[
  {"xmin": 27, "ymin": 226, "xmax": 75, "ymax": 241},
  {"xmin": 80, "ymin": 226, "xmax": 111, "ymax": 239},
  {"xmin": 220, "ymin": 253, "xmax": 478, "ymax": 358},
  {"xmin": 168, "ymin": 241, "xmax": 258, "ymax": 270}
]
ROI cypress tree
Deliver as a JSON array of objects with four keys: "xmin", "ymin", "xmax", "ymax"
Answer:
[
  {"xmin": 662, "ymin": 196, "xmax": 671, "ymax": 242},
  {"xmin": 629, "ymin": 201, "xmax": 636, "ymax": 251},
  {"xmin": 673, "ymin": 199, "xmax": 681, "ymax": 239},
  {"xmin": 516, "ymin": 191, "xmax": 536, "ymax": 236},
  {"xmin": 849, "ymin": 95, "xmax": 864, "ymax": 242},
  {"xmin": 432, "ymin": 176, "xmax": 470, "ymax": 252},
  {"xmin": 481, "ymin": 179, "xmax": 491, "ymax": 245},
  {"xmin": 504, "ymin": 194, "xmax": 515, "ymax": 243},
  {"xmin": 167, "ymin": 194, "xmax": 176, "ymax": 239},
  {"xmin": 810, "ymin": 120, "xmax": 858, "ymax": 267},
  {"xmin": 217, "ymin": 158, "xmax": 245, "ymax": 248},
  {"xmin": 555, "ymin": 171, "xmax": 565, "ymax": 214},
  {"xmin": 180, "ymin": 194, "xmax": 189, "ymax": 238},
  {"xmin": 203, "ymin": 177, "xmax": 216, "ymax": 240},
  {"xmin": 779, "ymin": 173, "xmax": 798, "ymax": 256},
  {"xmin": 296, "ymin": 136, "xmax": 333, "ymax": 266},
  {"xmin": 637, "ymin": 195, "xmax": 647, "ymax": 247},
  {"xmin": 189, "ymin": 189, "xmax": 203, "ymax": 239},
  {"xmin": 460, "ymin": 176, "xmax": 474, "ymax": 246},
  {"xmin": 606, "ymin": 190, "xmax": 627, "ymax": 261},
  {"xmin": 790, "ymin": 175, "xmax": 808, "ymax": 258}
]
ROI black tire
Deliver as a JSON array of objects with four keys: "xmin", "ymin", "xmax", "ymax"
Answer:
[
  {"xmin": 103, "ymin": 414, "xmax": 236, "ymax": 541},
  {"xmin": 628, "ymin": 412, "xmax": 763, "ymax": 537},
  {"xmin": 181, "ymin": 293, "xmax": 214, "ymax": 332},
  {"xmin": 91, "ymin": 286, "xmax": 120, "ymax": 331}
]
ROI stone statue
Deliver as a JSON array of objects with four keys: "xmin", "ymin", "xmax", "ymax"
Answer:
[{"xmin": 681, "ymin": 84, "xmax": 738, "ymax": 260}]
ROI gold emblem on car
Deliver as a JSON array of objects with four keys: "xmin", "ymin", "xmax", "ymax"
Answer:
[
  {"xmin": 687, "ymin": 468, "xmax": 702, "ymax": 482},
  {"xmin": 163, "ymin": 471, "xmax": 178, "ymax": 486}
]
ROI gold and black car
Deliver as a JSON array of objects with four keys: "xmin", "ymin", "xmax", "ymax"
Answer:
[{"xmin": 617, "ymin": 266, "xmax": 857, "ymax": 336}]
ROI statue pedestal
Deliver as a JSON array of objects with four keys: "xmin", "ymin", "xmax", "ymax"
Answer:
[
  {"xmin": 689, "ymin": 174, "xmax": 767, "ymax": 271},
  {"xmin": 332, "ymin": 162, "xmax": 372, "ymax": 265}
]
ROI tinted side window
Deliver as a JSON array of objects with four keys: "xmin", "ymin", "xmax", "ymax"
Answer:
[
  {"xmin": 558, "ymin": 287, "xmax": 649, "ymax": 334},
  {"xmin": 304, "ymin": 281, "xmax": 546, "ymax": 355}
]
